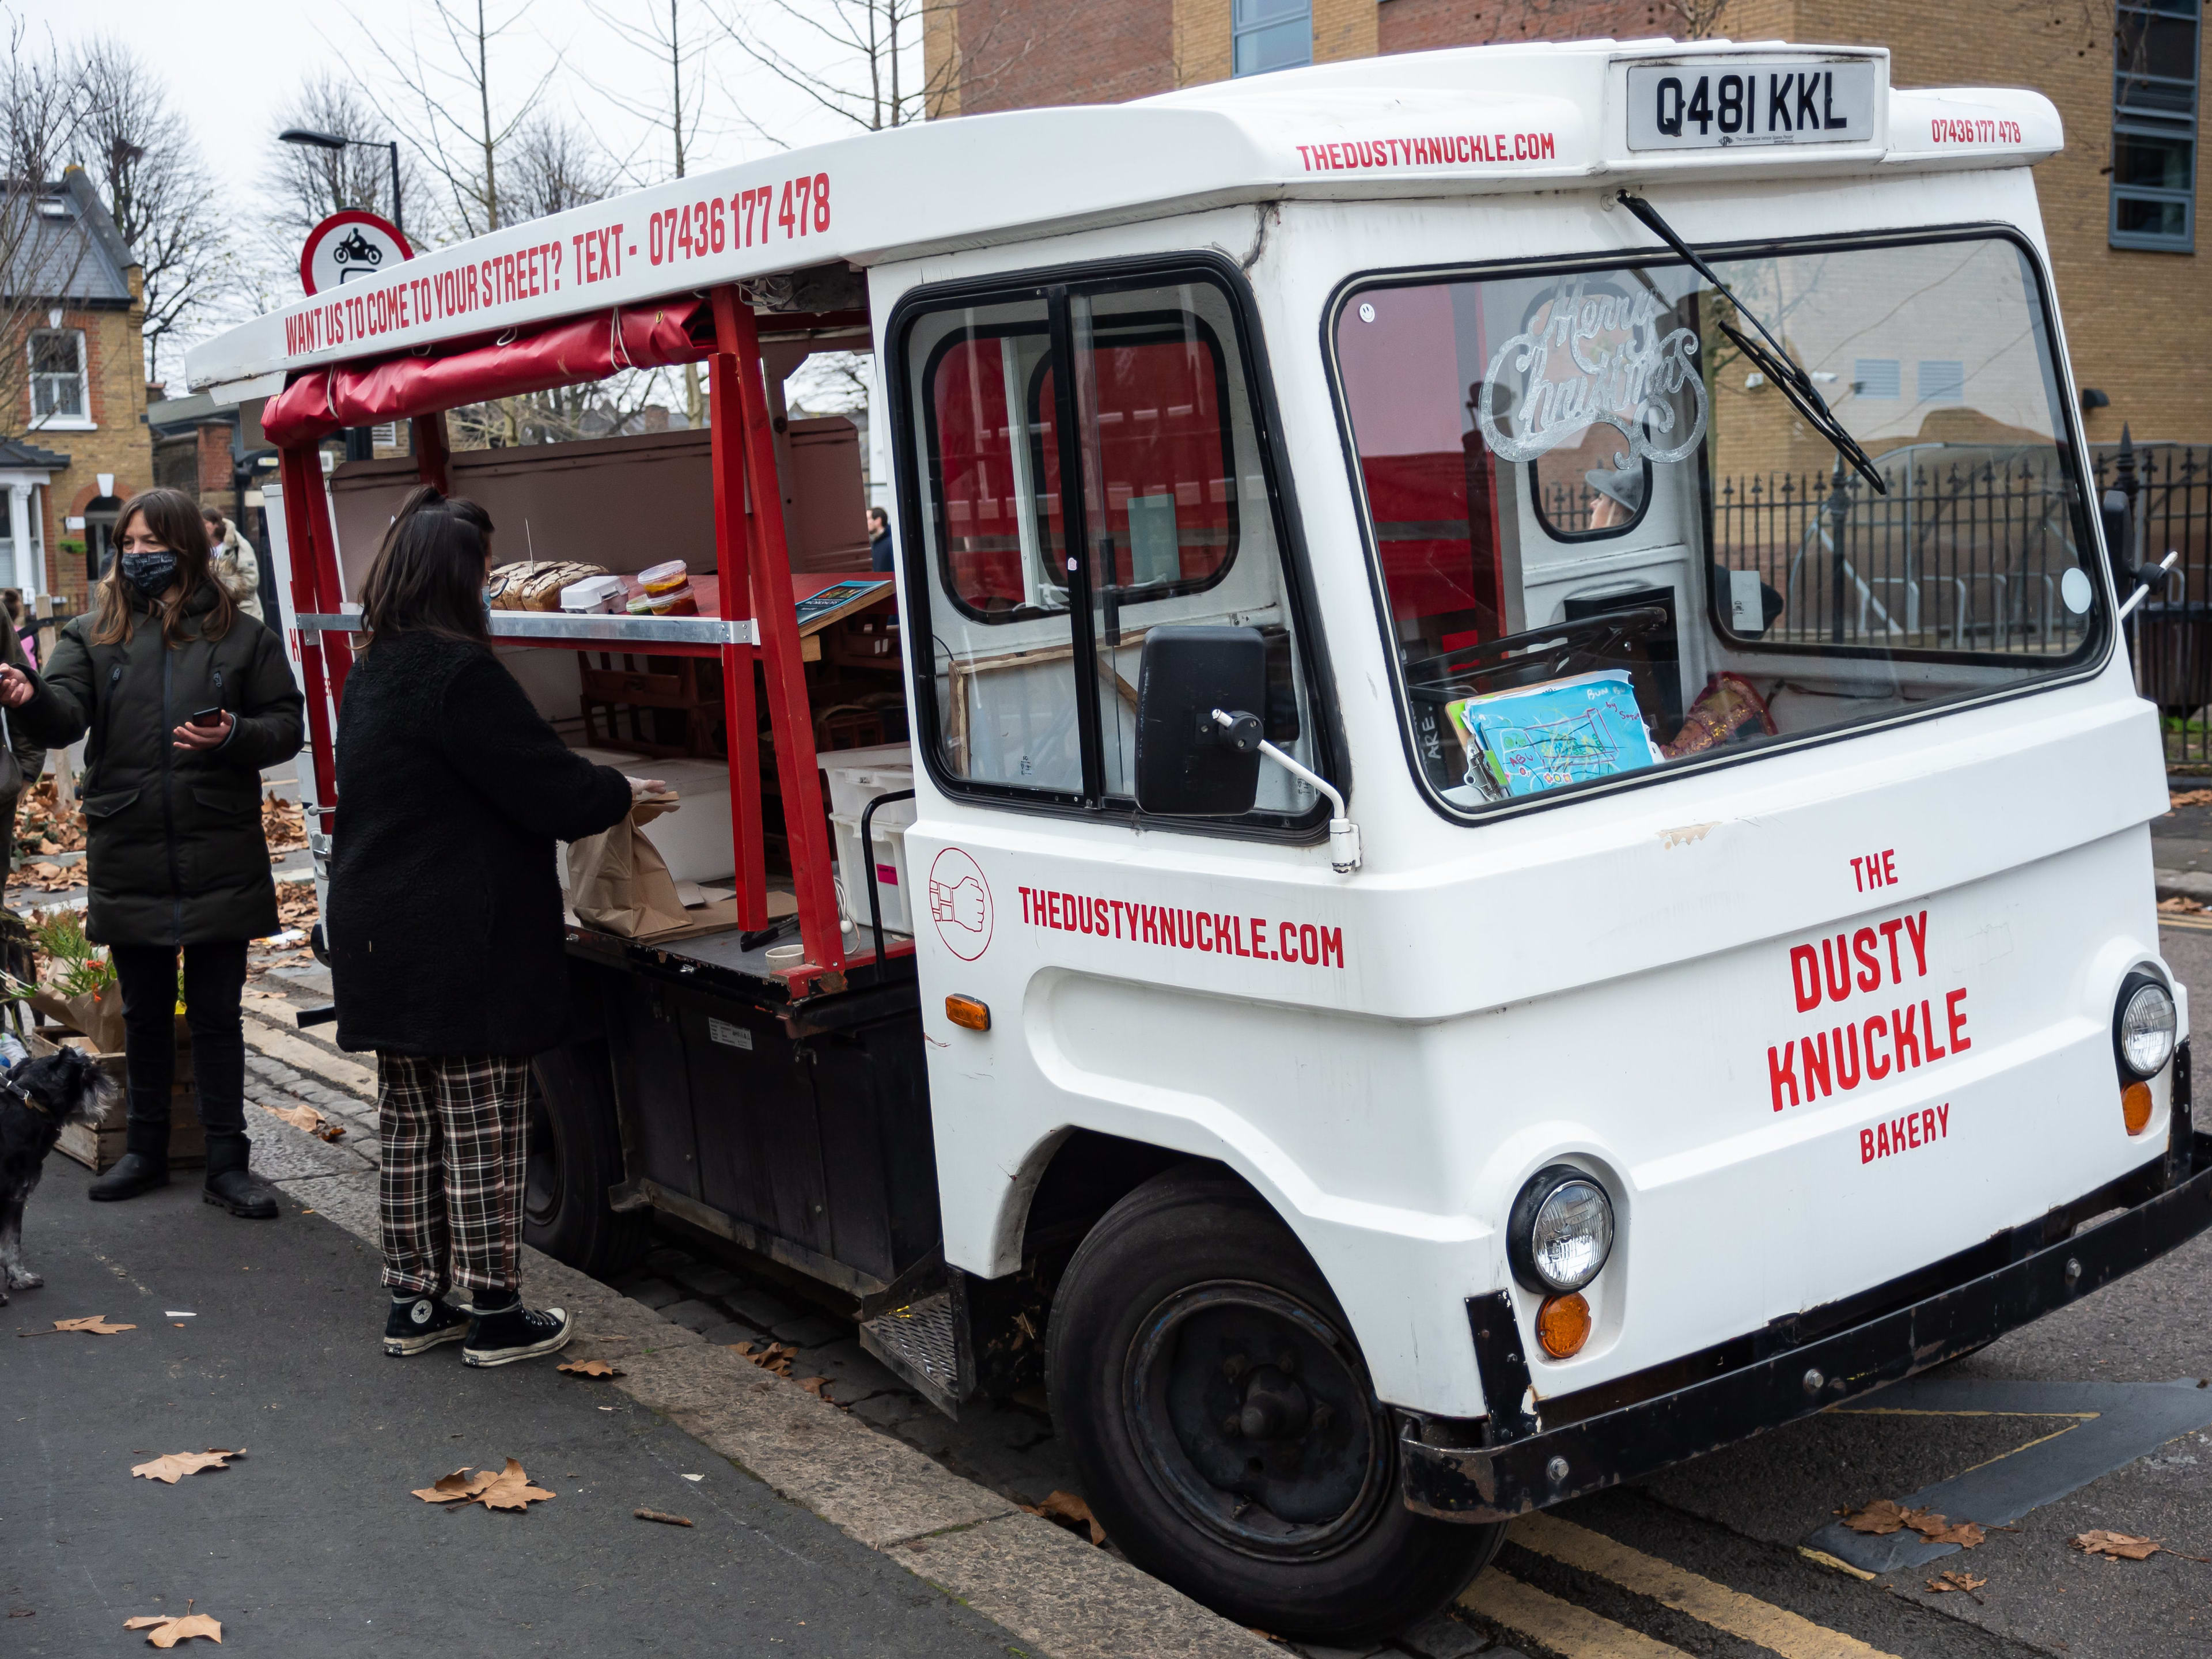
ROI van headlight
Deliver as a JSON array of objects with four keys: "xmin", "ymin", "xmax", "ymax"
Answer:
[
  {"xmin": 2115, "ymin": 974, "xmax": 2177, "ymax": 1081},
  {"xmin": 1508, "ymin": 1164, "xmax": 1616, "ymax": 1294}
]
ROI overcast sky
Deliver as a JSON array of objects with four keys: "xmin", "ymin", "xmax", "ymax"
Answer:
[{"xmin": 14, "ymin": 0, "xmax": 878, "ymax": 374}]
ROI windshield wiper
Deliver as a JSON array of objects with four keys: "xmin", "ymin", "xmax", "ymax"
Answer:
[{"xmin": 1613, "ymin": 191, "xmax": 1888, "ymax": 496}]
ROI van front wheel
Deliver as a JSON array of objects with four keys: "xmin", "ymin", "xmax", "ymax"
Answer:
[{"xmin": 1046, "ymin": 1168, "xmax": 1502, "ymax": 1646}]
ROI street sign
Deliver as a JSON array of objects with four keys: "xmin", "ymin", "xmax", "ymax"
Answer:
[{"xmin": 299, "ymin": 210, "xmax": 412, "ymax": 296}]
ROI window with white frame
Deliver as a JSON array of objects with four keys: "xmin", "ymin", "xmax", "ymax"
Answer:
[
  {"xmin": 1232, "ymin": 0, "xmax": 1311, "ymax": 77},
  {"xmin": 2112, "ymin": 0, "xmax": 2199, "ymax": 251},
  {"xmin": 28, "ymin": 329, "xmax": 89, "ymax": 425}
]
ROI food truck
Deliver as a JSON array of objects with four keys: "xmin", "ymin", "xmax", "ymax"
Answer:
[{"xmin": 186, "ymin": 37, "xmax": 2212, "ymax": 1642}]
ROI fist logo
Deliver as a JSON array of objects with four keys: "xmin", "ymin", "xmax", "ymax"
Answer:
[{"xmin": 926, "ymin": 848, "xmax": 994, "ymax": 961}]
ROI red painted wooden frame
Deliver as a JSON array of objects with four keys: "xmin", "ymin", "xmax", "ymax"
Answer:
[{"xmin": 276, "ymin": 283, "xmax": 870, "ymax": 988}]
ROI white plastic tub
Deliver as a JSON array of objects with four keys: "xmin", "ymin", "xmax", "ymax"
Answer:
[
  {"xmin": 821, "ymin": 741, "xmax": 914, "ymax": 820},
  {"xmin": 570, "ymin": 748, "xmax": 735, "ymax": 885},
  {"xmin": 831, "ymin": 797, "xmax": 917, "ymax": 937}
]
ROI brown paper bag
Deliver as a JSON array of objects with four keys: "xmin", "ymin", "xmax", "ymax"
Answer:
[
  {"xmin": 28, "ymin": 984, "xmax": 126, "ymax": 1055},
  {"xmin": 567, "ymin": 795, "xmax": 694, "ymax": 940}
]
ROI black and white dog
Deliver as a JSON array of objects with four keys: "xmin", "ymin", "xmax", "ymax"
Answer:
[{"xmin": 0, "ymin": 1046, "xmax": 119, "ymax": 1303}]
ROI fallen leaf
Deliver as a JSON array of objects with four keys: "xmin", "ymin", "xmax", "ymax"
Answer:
[
  {"xmin": 1022, "ymin": 1489, "xmax": 1106, "ymax": 1546},
  {"xmin": 2159, "ymin": 895, "xmax": 2207, "ymax": 914},
  {"xmin": 634, "ymin": 1508, "xmax": 694, "ymax": 1527},
  {"xmin": 2173, "ymin": 789, "xmax": 2212, "ymax": 808},
  {"xmin": 1838, "ymin": 1498, "xmax": 1910, "ymax": 1535},
  {"xmin": 123, "ymin": 1612, "xmax": 223, "ymax": 1646},
  {"xmin": 1837, "ymin": 1499, "xmax": 1982, "ymax": 1547},
  {"xmin": 2071, "ymin": 1530, "xmax": 2162, "ymax": 1559},
  {"xmin": 257, "ymin": 1101, "xmax": 344, "ymax": 1142},
  {"xmin": 1926, "ymin": 1570, "xmax": 1987, "ymax": 1601},
  {"xmin": 476, "ymin": 1458, "xmax": 557, "ymax": 1511},
  {"xmin": 131, "ymin": 1449, "xmax": 244, "ymax": 1484},
  {"xmin": 20, "ymin": 1315, "xmax": 136, "ymax": 1336},
  {"xmin": 798, "ymin": 1376, "xmax": 832, "ymax": 1400},
  {"xmin": 557, "ymin": 1359, "xmax": 622, "ymax": 1378},
  {"xmin": 411, "ymin": 1466, "xmax": 499, "ymax": 1505}
]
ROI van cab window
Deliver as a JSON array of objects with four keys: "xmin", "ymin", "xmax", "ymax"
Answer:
[
  {"xmin": 1334, "ymin": 233, "xmax": 2105, "ymax": 812},
  {"xmin": 904, "ymin": 270, "xmax": 1323, "ymax": 823}
]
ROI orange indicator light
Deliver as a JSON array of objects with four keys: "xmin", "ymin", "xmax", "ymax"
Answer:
[
  {"xmin": 1536, "ymin": 1292, "xmax": 1592, "ymax": 1359},
  {"xmin": 945, "ymin": 994, "xmax": 991, "ymax": 1032},
  {"xmin": 2122, "ymin": 1081, "xmax": 2153, "ymax": 1136}
]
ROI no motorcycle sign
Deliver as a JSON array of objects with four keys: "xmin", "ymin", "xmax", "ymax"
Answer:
[{"xmin": 300, "ymin": 210, "xmax": 413, "ymax": 297}]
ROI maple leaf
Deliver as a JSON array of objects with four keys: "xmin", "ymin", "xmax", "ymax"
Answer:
[
  {"xmin": 123, "ymin": 1612, "xmax": 223, "ymax": 1646},
  {"xmin": 1837, "ymin": 1499, "xmax": 1910, "ymax": 1535},
  {"xmin": 557, "ymin": 1359, "xmax": 622, "ymax": 1378},
  {"xmin": 412, "ymin": 1459, "xmax": 553, "ymax": 1512},
  {"xmin": 1926, "ymin": 1571, "xmax": 1987, "ymax": 1600},
  {"xmin": 799, "ymin": 1376, "xmax": 832, "ymax": 1400},
  {"xmin": 411, "ymin": 1466, "xmax": 498, "ymax": 1504},
  {"xmin": 131, "ymin": 1449, "xmax": 243, "ymax": 1484},
  {"xmin": 1900, "ymin": 1508, "xmax": 1986, "ymax": 1548},
  {"xmin": 2071, "ymin": 1530, "xmax": 2164, "ymax": 1560},
  {"xmin": 20, "ymin": 1315, "xmax": 137, "ymax": 1336},
  {"xmin": 1021, "ymin": 1490, "xmax": 1106, "ymax": 1546}
]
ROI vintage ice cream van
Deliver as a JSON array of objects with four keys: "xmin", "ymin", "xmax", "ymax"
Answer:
[{"xmin": 190, "ymin": 36, "xmax": 2212, "ymax": 1643}]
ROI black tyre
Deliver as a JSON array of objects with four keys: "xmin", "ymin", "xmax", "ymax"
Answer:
[
  {"xmin": 524, "ymin": 1040, "xmax": 646, "ymax": 1278},
  {"xmin": 1046, "ymin": 1166, "xmax": 1503, "ymax": 1645}
]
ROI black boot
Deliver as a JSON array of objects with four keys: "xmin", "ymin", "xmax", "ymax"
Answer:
[
  {"xmin": 88, "ymin": 1150, "xmax": 168, "ymax": 1202},
  {"xmin": 200, "ymin": 1135, "xmax": 276, "ymax": 1219}
]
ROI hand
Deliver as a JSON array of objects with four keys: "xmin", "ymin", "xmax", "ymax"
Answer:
[
  {"xmin": 172, "ymin": 711, "xmax": 234, "ymax": 751},
  {"xmin": 0, "ymin": 665, "xmax": 32, "ymax": 709},
  {"xmin": 930, "ymin": 874, "xmax": 987, "ymax": 931},
  {"xmin": 626, "ymin": 775, "xmax": 669, "ymax": 798}
]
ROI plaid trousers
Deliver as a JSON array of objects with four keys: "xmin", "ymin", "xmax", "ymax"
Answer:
[{"xmin": 377, "ymin": 1054, "xmax": 531, "ymax": 1296}]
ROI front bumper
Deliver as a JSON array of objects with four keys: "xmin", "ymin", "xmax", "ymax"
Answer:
[{"xmin": 1405, "ymin": 1108, "xmax": 2211, "ymax": 1524}]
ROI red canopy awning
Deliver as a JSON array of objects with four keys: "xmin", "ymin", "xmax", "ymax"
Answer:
[{"xmin": 262, "ymin": 300, "xmax": 713, "ymax": 447}]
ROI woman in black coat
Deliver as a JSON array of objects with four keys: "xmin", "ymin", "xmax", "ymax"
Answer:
[
  {"xmin": 0, "ymin": 487, "xmax": 305, "ymax": 1217},
  {"xmin": 329, "ymin": 488, "xmax": 651, "ymax": 1367}
]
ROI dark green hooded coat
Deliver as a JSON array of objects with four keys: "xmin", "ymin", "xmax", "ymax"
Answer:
[{"xmin": 17, "ymin": 582, "xmax": 305, "ymax": 946}]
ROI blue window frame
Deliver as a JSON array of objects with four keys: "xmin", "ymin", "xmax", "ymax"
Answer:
[
  {"xmin": 2112, "ymin": 0, "xmax": 2199, "ymax": 251},
  {"xmin": 1233, "ymin": 0, "xmax": 1311, "ymax": 77}
]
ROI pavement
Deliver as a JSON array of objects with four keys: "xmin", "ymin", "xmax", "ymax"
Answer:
[{"xmin": 10, "ymin": 779, "xmax": 2212, "ymax": 1658}]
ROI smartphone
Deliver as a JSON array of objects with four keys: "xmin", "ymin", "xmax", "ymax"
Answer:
[{"xmin": 185, "ymin": 706, "xmax": 225, "ymax": 729}]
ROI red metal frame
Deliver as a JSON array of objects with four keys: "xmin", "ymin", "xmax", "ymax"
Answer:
[{"xmin": 275, "ymin": 281, "xmax": 866, "ymax": 986}]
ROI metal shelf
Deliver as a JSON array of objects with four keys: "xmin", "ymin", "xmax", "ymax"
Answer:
[{"xmin": 297, "ymin": 608, "xmax": 759, "ymax": 648}]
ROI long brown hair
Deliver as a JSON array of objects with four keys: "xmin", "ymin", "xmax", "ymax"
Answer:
[
  {"xmin": 358, "ymin": 485, "xmax": 494, "ymax": 645},
  {"xmin": 91, "ymin": 487, "xmax": 235, "ymax": 647}
]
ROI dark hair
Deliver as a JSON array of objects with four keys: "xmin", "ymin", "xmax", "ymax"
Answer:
[
  {"xmin": 359, "ymin": 485, "xmax": 494, "ymax": 644},
  {"xmin": 93, "ymin": 487, "xmax": 232, "ymax": 647},
  {"xmin": 200, "ymin": 505, "xmax": 224, "ymax": 530},
  {"xmin": 868, "ymin": 505, "xmax": 888, "ymax": 527}
]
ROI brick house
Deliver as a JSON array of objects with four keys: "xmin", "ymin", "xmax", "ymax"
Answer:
[
  {"xmin": 926, "ymin": 0, "xmax": 2211, "ymax": 444},
  {"xmin": 3, "ymin": 165, "xmax": 154, "ymax": 615}
]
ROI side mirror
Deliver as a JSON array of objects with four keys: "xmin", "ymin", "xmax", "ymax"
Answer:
[{"xmin": 1134, "ymin": 625, "xmax": 1267, "ymax": 816}]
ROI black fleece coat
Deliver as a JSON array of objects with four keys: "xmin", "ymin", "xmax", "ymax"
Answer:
[
  {"xmin": 16, "ymin": 584, "xmax": 305, "ymax": 946},
  {"xmin": 327, "ymin": 631, "xmax": 632, "ymax": 1057}
]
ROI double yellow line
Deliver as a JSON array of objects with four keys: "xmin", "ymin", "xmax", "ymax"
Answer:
[{"xmin": 1461, "ymin": 1513, "xmax": 1902, "ymax": 1658}]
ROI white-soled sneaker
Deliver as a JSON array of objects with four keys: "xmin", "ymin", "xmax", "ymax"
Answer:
[
  {"xmin": 463, "ymin": 1301, "xmax": 574, "ymax": 1368},
  {"xmin": 385, "ymin": 1293, "xmax": 472, "ymax": 1357}
]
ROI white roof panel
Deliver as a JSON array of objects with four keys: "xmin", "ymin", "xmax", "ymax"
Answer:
[{"xmin": 186, "ymin": 37, "xmax": 2061, "ymax": 393}]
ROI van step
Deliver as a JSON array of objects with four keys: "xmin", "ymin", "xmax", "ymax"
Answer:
[{"xmin": 859, "ymin": 1289, "xmax": 966, "ymax": 1418}]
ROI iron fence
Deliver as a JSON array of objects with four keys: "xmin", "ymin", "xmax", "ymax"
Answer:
[{"xmin": 2089, "ymin": 442, "xmax": 2212, "ymax": 767}]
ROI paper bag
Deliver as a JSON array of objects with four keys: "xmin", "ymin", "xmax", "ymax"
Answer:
[
  {"xmin": 567, "ymin": 795, "xmax": 694, "ymax": 940},
  {"xmin": 28, "ymin": 984, "xmax": 126, "ymax": 1055}
]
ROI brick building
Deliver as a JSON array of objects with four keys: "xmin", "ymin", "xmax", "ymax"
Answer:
[
  {"xmin": 2, "ymin": 165, "xmax": 154, "ymax": 615},
  {"xmin": 926, "ymin": 0, "xmax": 2210, "ymax": 444}
]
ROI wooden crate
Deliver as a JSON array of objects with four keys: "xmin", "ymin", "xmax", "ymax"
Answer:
[{"xmin": 32, "ymin": 1025, "xmax": 206, "ymax": 1173}]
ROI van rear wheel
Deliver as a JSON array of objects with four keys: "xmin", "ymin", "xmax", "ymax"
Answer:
[
  {"xmin": 524, "ymin": 1040, "xmax": 646, "ymax": 1279},
  {"xmin": 1046, "ymin": 1167, "xmax": 1502, "ymax": 1645}
]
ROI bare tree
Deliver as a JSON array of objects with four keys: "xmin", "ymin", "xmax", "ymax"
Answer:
[
  {"xmin": 0, "ymin": 16, "xmax": 88, "ymax": 443},
  {"xmin": 66, "ymin": 37, "xmax": 229, "ymax": 385},
  {"xmin": 1671, "ymin": 0, "xmax": 1730, "ymax": 40},
  {"xmin": 715, "ymin": 0, "xmax": 1024, "ymax": 132},
  {"xmin": 262, "ymin": 72, "xmax": 418, "ymax": 245},
  {"xmin": 344, "ymin": 0, "xmax": 564, "ymax": 238}
]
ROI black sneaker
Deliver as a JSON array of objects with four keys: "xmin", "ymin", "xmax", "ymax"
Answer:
[
  {"xmin": 384, "ymin": 1293, "xmax": 472, "ymax": 1357},
  {"xmin": 463, "ymin": 1301, "xmax": 574, "ymax": 1368}
]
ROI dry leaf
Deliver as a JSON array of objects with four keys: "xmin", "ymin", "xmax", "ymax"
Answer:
[
  {"xmin": 412, "ymin": 1466, "xmax": 499, "ymax": 1505},
  {"xmin": 2159, "ymin": 895, "xmax": 2207, "ymax": 914},
  {"xmin": 634, "ymin": 1508, "xmax": 694, "ymax": 1527},
  {"xmin": 131, "ymin": 1449, "xmax": 243, "ymax": 1484},
  {"xmin": 477, "ymin": 1459, "xmax": 558, "ymax": 1512},
  {"xmin": 258, "ymin": 1101, "xmax": 344, "ymax": 1142},
  {"xmin": 2071, "ymin": 1530, "xmax": 2164, "ymax": 1560},
  {"xmin": 1022, "ymin": 1489, "xmax": 1106, "ymax": 1546},
  {"xmin": 1926, "ymin": 1570, "xmax": 1987, "ymax": 1600},
  {"xmin": 2172, "ymin": 788, "xmax": 2212, "ymax": 807},
  {"xmin": 123, "ymin": 1612, "xmax": 223, "ymax": 1647},
  {"xmin": 21, "ymin": 1315, "xmax": 137, "ymax": 1336},
  {"xmin": 798, "ymin": 1376, "xmax": 832, "ymax": 1400},
  {"xmin": 557, "ymin": 1359, "xmax": 622, "ymax": 1378},
  {"xmin": 1838, "ymin": 1499, "xmax": 1910, "ymax": 1535},
  {"xmin": 1837, "ymin": 1499, "xmax": 1982, "ymax": 1548}
]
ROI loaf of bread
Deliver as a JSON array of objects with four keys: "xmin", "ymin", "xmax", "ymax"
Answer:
[{"xmin": 514, "ymin": 561, "xmax": 608, "ymax": 611}]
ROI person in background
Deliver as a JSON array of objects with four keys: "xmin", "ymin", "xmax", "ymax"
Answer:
[
  {"xmin": 0, "ymin": 590, "xmax": 44, "ymax": 864},
  {"xmin": 202, "ymin": 505, "xmax": 264, "ymax": 624},
  {"xmin": 328, "ymin": 486, "xmax": 657, "ymax": 1367},
  {"xmin": 0, "ymin": 488, "xmax": 304, "ymax": 1215},
  {"xmin": 868, "ymin": 505, "xmax": 892, "ymax": 573}
]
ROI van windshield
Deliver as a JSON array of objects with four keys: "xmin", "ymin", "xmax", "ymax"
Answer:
[{"xmin": 1333, "ymin": 233, "xmax": 2106, "ymax": 812}]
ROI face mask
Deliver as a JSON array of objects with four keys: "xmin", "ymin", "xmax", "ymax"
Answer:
[{"xmin": 119, "ymin": 551, "xmax": 179, "ymax": 599}]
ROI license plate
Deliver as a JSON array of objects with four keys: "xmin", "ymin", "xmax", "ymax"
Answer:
[{"xmin": 1626, "ymin": 59, "xmax": 1878, "ymax": 150}]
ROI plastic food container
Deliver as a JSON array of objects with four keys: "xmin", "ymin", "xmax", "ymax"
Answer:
[
  {"xmin": 559, "ymin": 573, "xmax": 626, "ymax": 613},
  {"xmin": 638, "ymin": 559, "xmax": 690, "ymax": 595},
  {"xmin": 626, "ymin": 584, "xmax": 698, "ymax": 616}
]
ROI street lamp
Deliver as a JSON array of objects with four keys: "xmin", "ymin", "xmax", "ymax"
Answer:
[{"xmin": 278, "ymin": 127, "xmax": 403, "ymax": 238}]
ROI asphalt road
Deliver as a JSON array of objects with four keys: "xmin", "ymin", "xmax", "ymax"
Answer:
[{"xmin": 2, "ymin": 1162, "xmax": 1025, "ymax": 1659}]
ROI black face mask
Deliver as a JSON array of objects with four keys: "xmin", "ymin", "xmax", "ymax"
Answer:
[{"xmin": 118, "ymin": 551, "xmax": 178, "ymax": 599}]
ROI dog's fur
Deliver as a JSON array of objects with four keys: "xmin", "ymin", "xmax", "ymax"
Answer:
[{"xmin": 0, "ymin": 1049, "xmax": 120, "ymax": 1302}]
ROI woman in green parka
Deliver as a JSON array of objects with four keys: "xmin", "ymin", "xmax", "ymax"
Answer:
[{"xmin": 0, "ymin": 488, "xmax": 305, "ymax": 1215}]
